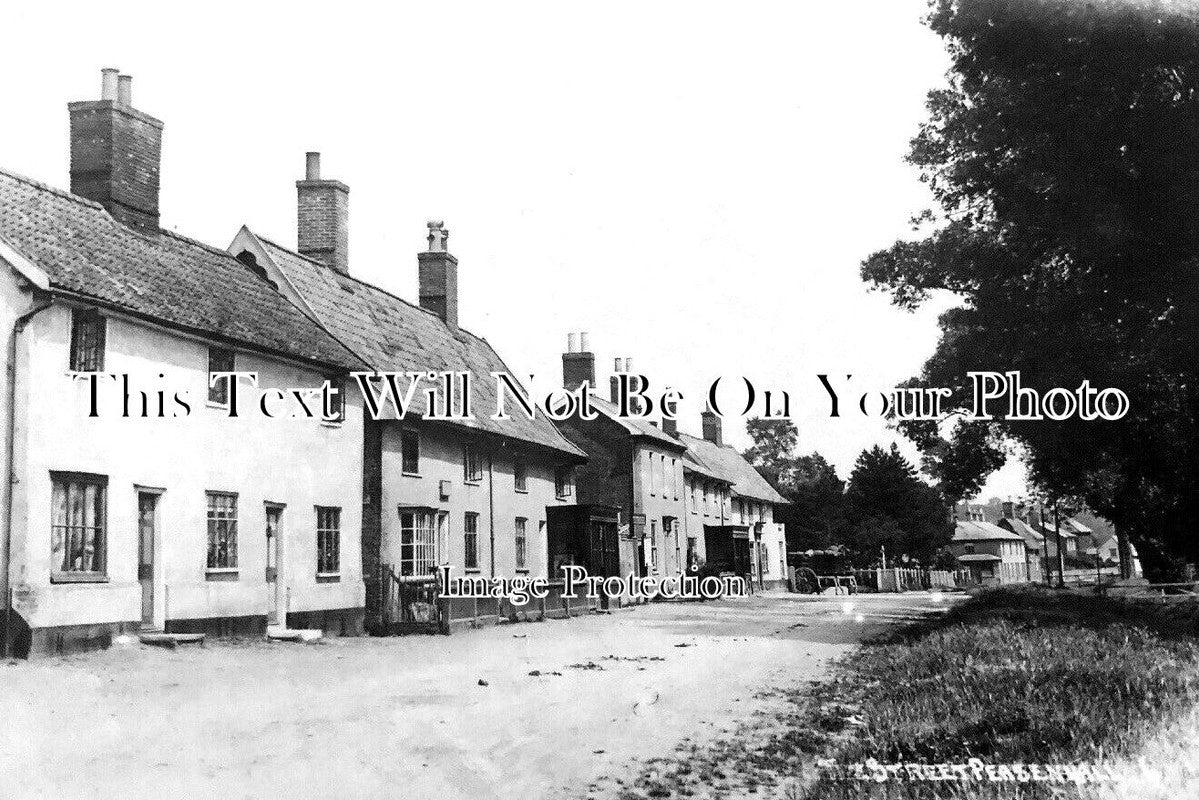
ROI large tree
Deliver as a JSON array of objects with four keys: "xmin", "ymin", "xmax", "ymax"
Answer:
[
  {"xmin": 862, "ymin": 0, "xmax": 1199, "ymax": 578},
  {"xmin": 843, "ymin": 444, "xmax": 953, "ymax": 566},
  {"xmin": 742, "ymin": 418, "xmax": 848, "ymax": 551}
]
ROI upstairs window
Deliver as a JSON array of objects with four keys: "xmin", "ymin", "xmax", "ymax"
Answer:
[
  {"xmin": 51, "ymin": 472, "xmax": 107, "ymax": 578},
  {"xmin": 207, "ymin": 347, "xmax": 235, "ymax": 405},
  {"xmin": 325, "ymin": 375, "xmax": 345, "ymax": 423},
  {"xmin": 513, "ymin": 460, "xmax": 528, "ymax": 493},
  {"xmin": 555, "ymin": 466, "xmax": 573, "ymax": 499},
  {"xmin": 69, "ymin": 309, "xmax": 105, "ymax": 371},
  {"xmin": 316, "ymin": 507, "xmax": 341, "ymax": 575},
  {"xmin": 464, "ymin": 444, "xmax": 484, "ymax": 483},
  {"xmin": 401, "ymin": 429, "xmax": 421, "ymax": 475}
]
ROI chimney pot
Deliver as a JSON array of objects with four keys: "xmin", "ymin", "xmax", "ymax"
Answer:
[
  {"xmin": 305, "ymin": 151, "xmax": 321, "ymax": 180},
  {"xmin": 117, "ymin": 74, "xmax": 132, "ymax": 106},
  {"xmin": 580, "ymin": 332, "xmax": 590, "ymax": 352},
  {"xmin": 613, "ymin": 358, "xmax": 623, "ymax": 372},
  {"xmin": 101, "ymin": 68, "xmax": 119, "ymax": 101},
  {"xmin": 567, "ymin": 333, "xmax": 577, "ymax": 353},
  {"xmin": 426, "ymin": 220, "xmax": 449, "ymax": 253}
]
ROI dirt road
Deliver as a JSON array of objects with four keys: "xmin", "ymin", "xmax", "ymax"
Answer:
[{"xmin": 0, "ymin": 591, "xmax": 951, "ymax": 800}]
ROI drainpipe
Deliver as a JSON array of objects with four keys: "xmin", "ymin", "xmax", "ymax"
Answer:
[
  {"xmin": 487, "ymin": 451, "xmax": 496, "ymax": 579},
  {"xmin": 3, "ymin": 297, "xmax": 53, "ymax": 658}
]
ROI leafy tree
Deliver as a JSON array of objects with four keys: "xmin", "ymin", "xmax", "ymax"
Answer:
[
  {"xmin": 743, "ymin": 418, "xmax": 799, "ymax": 487},
  {"xmin": 861, "ymin": 0, "xmax": 1199, "ymax": 577},
  {"xmin": 742, "ymin": 418, "xmax": 847, "ymax": 551},
  {"xmin": 842, "ymin": 444, "xmax": 953, "ymax": 566}
]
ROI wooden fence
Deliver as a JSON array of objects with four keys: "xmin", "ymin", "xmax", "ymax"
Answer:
[{"xmin": 852, "ymin": 567, "xmax": 973, "ymax": 593}]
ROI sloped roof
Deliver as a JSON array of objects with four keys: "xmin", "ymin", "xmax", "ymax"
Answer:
[
  {"xmin": 675, "ymin": 432, "xmax": 787, "ymax": 505},
  {"xmin": 1063, "ymin": 517, "xmax": 1093, "ymax": 535},
  {"xmin": 998, "ymin": 517, "xmax": 1044, "ymax": 550},
  {"xmin": 953, "ymin": 520, "xmax": 1026, "ymax": 543},
  {"xmin": 0, "ymin": 168, "xmax": 363, "ymax": 371},
  {"xmin": 585, "ymin": 395, "xmax": 684, "ymax": 449},
  {"xmin": 242, "ymin": 231, "xmax": 584, "ymax": 458}
]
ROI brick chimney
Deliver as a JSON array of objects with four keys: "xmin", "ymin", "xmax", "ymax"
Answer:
[
  {"xmin": 69, "ymin": 69, "xmax": 164, "ymax": 231},
  {"xmin": 661, "ymin": 390, "xmax": 678, "ymax": 437},
  {"xmin": 1001, "ymin": 500, "xmax": 1014, "ymax": 520},
  {"xmin": 562, "ymin": 332, "xmax": 596, "ymax": 391},
  {"xmin": 296, "ymin": 152, "xmax": 350, "ymax": 273},
  {"xmin": 701, "ymin": 410, "xmax": 723, "ymax": 447},
  {"xmin": 609, "ymin": 358, "xmax": 623, "ymax": 404},
  {"xmin": 418, "ymin": 221, "xmax": 458, "ymax": 329}
]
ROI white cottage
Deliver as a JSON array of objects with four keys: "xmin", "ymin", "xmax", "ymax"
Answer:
[{"xmin": 0, "ymin": 72, "xmax": 368, "ymax": 657}]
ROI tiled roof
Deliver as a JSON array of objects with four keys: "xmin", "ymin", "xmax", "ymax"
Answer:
[
  {"xmin": 586, "ymin": 395, "xmax": 685, "ymax": 448},
  {"xmin": 246, "ymin": 232, "xmax": 584, "ymax": 458},
  {"xmin": 953, "ymin": 520, "xmax": 1026, "ymax": 543},
  {"xmin": 0, "ymin": 168, "xmax": 363, "ymax": 371},
  {"xmin": 675, "ymin": 432, "xmax": 787, "ymax": 505}
]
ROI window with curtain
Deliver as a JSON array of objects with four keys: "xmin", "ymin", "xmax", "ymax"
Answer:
[
  {"xmin": 50, "ymin": 472, "xmax": 107, "ymax": 576},
  {"xmin": 515, "ymin": 517, "xmax": 527, "ymax": 570},
  {"xmin": 206, "ymin": 492, "xmax": 238, "ymax": 569}
]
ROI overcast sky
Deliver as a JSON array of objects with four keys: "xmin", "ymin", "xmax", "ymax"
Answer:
[{"xmin": 1, "ymin": 0, "xmax": 1027, "ymax": 500}]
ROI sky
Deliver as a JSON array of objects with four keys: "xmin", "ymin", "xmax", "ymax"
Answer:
[{"xmin": 0, "ymin": 0, "xmax": 1027, "ymax": 500}]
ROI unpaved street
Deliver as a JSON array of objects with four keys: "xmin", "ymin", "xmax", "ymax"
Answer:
[{"xmin": 0, "ymin": 592, "xmax": 951, "ymax": 800}]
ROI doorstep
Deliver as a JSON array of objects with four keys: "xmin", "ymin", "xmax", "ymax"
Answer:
[{"xmin": 266, "ymin": 625, "xmax": 323, "ymax": 643}]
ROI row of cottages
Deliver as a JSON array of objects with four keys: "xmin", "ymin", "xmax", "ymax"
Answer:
[
  {"xmin": 229, "ymin": 170, "xmax": 585, "ymax": 630},
  {"xmin": 953, "ymin": 499, "xmax": 1142, "ymax": 583},
  {"xmin": 0, "ymin": 71, "xmax": 789, "ymax": 655},
  {"xmin": 551, "ymin": 343, "xmax": 789, "ymax": 593},
  {"xmin": 0, "ymin": 75, "xmax": 370, "ymax": 656}
]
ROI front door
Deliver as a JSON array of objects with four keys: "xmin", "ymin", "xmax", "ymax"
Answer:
[
  {"xmin": 265, "ymin": 506, "xmax": 283, "ymax": 625},
  {"xmin": 137, "ymin": 492, "xmax": 157, "ymax": 627}
]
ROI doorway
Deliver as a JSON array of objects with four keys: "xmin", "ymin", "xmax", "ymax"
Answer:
[
  {"xmin": 265, "ymin": 505, "xmax": 285, "ymax": 625},
  {"xmin": 136, "ymin": 492, "xmax": 158, "ymax": 628}
]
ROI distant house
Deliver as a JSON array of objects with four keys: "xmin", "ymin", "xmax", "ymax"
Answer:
[
  {"xmin": 676, "ymin": 419, "xmax": 790, "ymax": 589},
  {"xmin": 996, "ymin": 516, "xmax": 1045, "ymax": 584},
  {"xmin": 949, "ymin": 520, "xmax": 1028, "ymax": 585},
  {"xmin": 1069, "ymin": 511, "xmax": 1142, "ymax": 576},
  {"xmin": 551, "ymin": 342, "xmax": 789, "ymax": 594}
]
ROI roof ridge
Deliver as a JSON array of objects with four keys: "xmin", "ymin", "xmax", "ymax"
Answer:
[
  {"xmin": 0, "ymin": 165, "xmax": 105, "ymax": 212},
  {"xmin": 247, "ymin": 226, "xmax": 494, "ymax": 347}
]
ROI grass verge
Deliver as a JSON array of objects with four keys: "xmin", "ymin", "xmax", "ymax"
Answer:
[{"xmin": 608, "ymin": 587, "xmax": 1199, "ymax": 799}]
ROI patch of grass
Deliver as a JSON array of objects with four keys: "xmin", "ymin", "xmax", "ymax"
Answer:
[{"xmin": 804, "ymin": 587, "xmax": 1199, "ymax": 798}]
